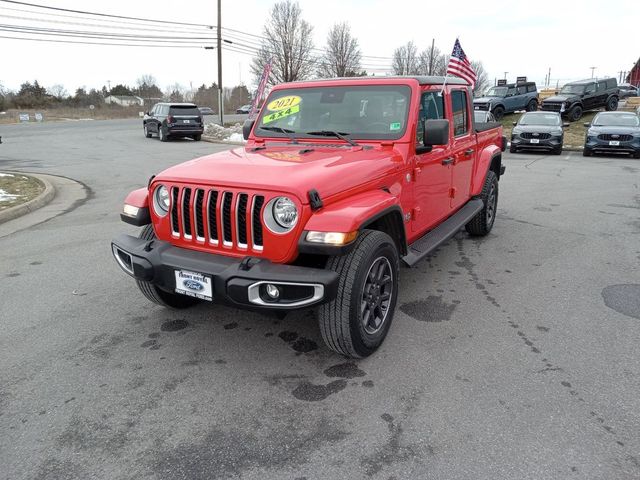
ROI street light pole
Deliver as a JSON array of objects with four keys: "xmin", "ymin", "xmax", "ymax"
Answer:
[
  {"xmin": 590, "ymin": 66, "xmax": 596, "ymax": 79},
  {"xmin": 217, "ymin": 0, "xmax": 223, "ymax": 126}
]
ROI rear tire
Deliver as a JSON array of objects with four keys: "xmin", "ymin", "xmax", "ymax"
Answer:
[
  {"xmin": 492, "ymin": 106, "xmax": 505, "ymax": 121},
  {"xmin": 193, "ymin": 134, "xmax": 202, "ymax": 141},
  {"xmin": 605, "ymin": 96, "xmax": 619, "ymax": 111},
  {"xmin": 135, "ymin": 225, "xmax": 200, "ymax": 309},
  {"xmin": 465, "ymin": 170, "xmax": 498, "ymax": 236},
  {"xmin": 568, "ymin": 105, "xmax": 583, "ymax": 122},
  {"xmin": 319, "ymin": 230, "xmax": 399, "ymax": 358},
  {"xmin": 143, "ymin": 124, "xmax": 152, "ymax": 138},
  {"xmin": 526, "ymin": 99, "xmax": 538, "ymax": 112},
  {"xmin": 159, "ymin": 127, "xmax": 168, "ymax": 142}
]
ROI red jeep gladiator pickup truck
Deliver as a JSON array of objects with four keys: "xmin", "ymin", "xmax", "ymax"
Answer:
[{"xmin": 112, "ymin": 76, "xmax": 506, "ymax": 358}]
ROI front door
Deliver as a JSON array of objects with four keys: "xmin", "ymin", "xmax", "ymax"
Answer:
[
  {"xmin": 449, "ymin": 88, "xmax": 475, "ymax": 210},
  {"xmin": 412, "ymin": 90, "xmax": 453, "ymax": 234}
]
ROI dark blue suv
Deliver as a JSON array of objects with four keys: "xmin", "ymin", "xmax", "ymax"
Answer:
[{"xmin": 474, "ymin": 81, "xmax": 539, "ymax": 120}]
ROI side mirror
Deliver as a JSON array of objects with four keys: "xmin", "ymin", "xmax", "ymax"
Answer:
[
  {"xmin": 242, "ymin": 119, "xmax": 255, "ymax": 141},
  {"xmin": 423, "ymin": 119, "xmax": 449, "ymax": 147},
  {"xmin": 562, "ymin": 123, "xmax": 570, "ymax": 128},
  {"xmin": 512, "ymin": 121, "xmax": 517, "ymax": 126},
  {"xmin": 144, "ymin": 111, "xmax": 149, "ymax": 116},
  {"xmin": 583, "ymin": 122, "xmax": 590, "ymax": 128},
  {"xmin": 554, "ymin": 91, "xmax": 559, "ymax": 95}
]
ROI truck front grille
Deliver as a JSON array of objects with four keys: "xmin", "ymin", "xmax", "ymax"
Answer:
[
  {"xmin": 598, "ymin": 134, "xmax": 632, "ymax": 141},
  {"xmin": 541, "ymin": 103, "xmax": 562, "ymax": 112},
  {"xmin": 520, "ymin": 132, "xmax": 551, "ymax": 139},
  {"xmin": 170, "ymin": 186, "xmax": 264, "ymax": 251}
]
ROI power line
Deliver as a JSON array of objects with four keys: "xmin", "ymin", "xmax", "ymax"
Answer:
[
  {"xmin": 0, "ymin": 33, "xmax": 209, "ymax": 48},
  {"xmin": 0, "ymin": 0, "xmax": 214, "ymax": 28}
]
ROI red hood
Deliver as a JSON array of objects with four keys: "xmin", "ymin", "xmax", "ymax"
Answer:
[{"xmin": 155, "ymin": 143, "xmax": 405, "ymax": 203}]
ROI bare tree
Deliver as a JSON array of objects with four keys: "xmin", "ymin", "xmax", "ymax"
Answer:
[
  {"xmin": 392, "ymin": 41, "xmax": 420, "ymax": 76},
  {"xmin": 166, "ymin": 83, "xmax": 184, "ymax": 102},
  {"xmin": 251, "ymin": 1, "xmax": 315, "ymax": 85},
  {"xmin": 317, "ymin": 22, "xmax": 362, "ymax": 78},
  {"xmin": 418, "ymin": 42, "xmax": 447, "ymax": 76},
  {"xmin": 48, "ymin": 84, "xmax": 68, "ymax": 100},
  {"xmin": 136, "ymin": 74, "xmax": 157, "ymax": 89},
  {"xmin": 470, "ymin": 61, "xmax": 489, "ymax": 95}
]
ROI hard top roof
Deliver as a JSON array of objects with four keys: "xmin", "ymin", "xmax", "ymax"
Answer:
[
  {"xmin": 566, "ymin": 78, "xmax": 616, "ymax": 85},
  {"xmin": 155, "ymin": 102, "xmax": 197, "ymax": 106},
  {"xmin": 283, "ymin": 75, "xmax": 469, "ymax": 86}
]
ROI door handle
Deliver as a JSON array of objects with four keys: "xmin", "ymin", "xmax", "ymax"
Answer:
[
  {"xmin": 464, "ymin": 149, "xmax": 475, "ymax": 156},
  {"xmin": 441, "ymin": 157, "xmax": 454, "ymax": 165}
]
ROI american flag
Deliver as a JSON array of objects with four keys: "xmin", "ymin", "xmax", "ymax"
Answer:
[{"xmin": 446, "ymin": 39, "xmax": 477, "ymax": 89}]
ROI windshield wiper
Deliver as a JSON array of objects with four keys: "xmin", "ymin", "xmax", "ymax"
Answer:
[
  {"xmin": 305, "ymin": 130, "xmax": 358, "ymax": 146},
  {"xmin": 259, "ymin": 126, "xmax": 299, "ymax": 144}
]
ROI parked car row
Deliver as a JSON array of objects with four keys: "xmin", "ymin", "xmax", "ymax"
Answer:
[{"xmin": 508, "ymin": 110, "xmax": 640, "ymax": 158}]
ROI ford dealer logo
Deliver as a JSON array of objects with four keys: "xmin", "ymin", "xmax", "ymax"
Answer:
[{"xmin": 183, "ymin": 279, "xmax": 204, "ymax": 291}]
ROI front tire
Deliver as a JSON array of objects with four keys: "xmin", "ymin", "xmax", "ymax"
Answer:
[
  {"xmin": 552, "ymin": 146, "xmax": 562, "ymax": 155},
  {"xmin": 135, "ymin": 225, "xmax": 200, "ymax": 309},
  {"xmin": 509, "ymin": 144, "xmax": 517, "ymax": 153},
  {"xmin": 466, "ymin": 170, "xmax": 498, "ymax": 236},
  {"xmin": 583, "ymin": 148, "xmax": 592, "ymax": 157},
  {"xmin": 143, "ymin": 124, "xmax": 152, "ymax": 138},
  {"xmin": 568, "ymin": 105, "xmax": 583, "ymax": 122},
  {"xmin": 319, "ymin": 230, "xmax": 399, "ymax": 358},
  {"xmin": 193, "ymin": 134, "xmax": 202, "ymax": 141},
  {"xmin": 492, "ymin": 106, "xmax": 505, "ymax": 121}
]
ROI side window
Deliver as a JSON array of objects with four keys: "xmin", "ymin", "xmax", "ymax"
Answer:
[
  {"xmin": 597, "ymin": 82, "xmax": 607, "ymax": 92},
  {"xmin": 606, "ymin": 79, "xmax": 616, "ymax": 89},
  {"xmin": 161, "ymin": 105, "xmax": 169, "ymax": 116},
  {"xmin": 451, "ymin": 90, "xmax": 469, "ymax": 136},
  {"xmin": 585, "ymin": 83, "xmax": 596, "ymax": 94},
  {"xmin": 416, "ymin": 91, "xmax": 445, "ymax": 144},
  {"xmin": 506, "ymin": 87, "xmax": 517, "ymax": 97},
  {"xmin": 527, "ymin": 85, "xmax": 537, "ymax": 93},
  {"xmin": 517, "ymin": 86, "xmax": 527, "ymax": 95}
]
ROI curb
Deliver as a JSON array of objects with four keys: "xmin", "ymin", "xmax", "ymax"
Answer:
[{"xmin": 0, "ymin": 173, "xmax": 56, "ymax": 224}]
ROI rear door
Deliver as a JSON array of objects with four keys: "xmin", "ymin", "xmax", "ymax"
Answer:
[
  {"xmin": 412, "ymin": 89, "xmax": 452, "ymax": 234},
  {"xmin": 449, "ymin": 88, "xmax": 475, "ymax": 210}
]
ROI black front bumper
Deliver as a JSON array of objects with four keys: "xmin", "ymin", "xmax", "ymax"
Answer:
[{"xmin": 111, "ymin": 234, "xmax": 339, "ymax": 310}]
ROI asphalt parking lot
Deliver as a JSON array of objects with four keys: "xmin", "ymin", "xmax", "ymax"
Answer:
[{"xmin": 1, "ymin": 119, "xmax": 639, "ymax": 480}]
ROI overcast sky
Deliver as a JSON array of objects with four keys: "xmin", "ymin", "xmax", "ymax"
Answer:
[{"xmin": 1, "ymin": 0, "xmax": 638, "ymax": 95}]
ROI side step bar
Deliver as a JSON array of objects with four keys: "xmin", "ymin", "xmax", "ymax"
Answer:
[{"xmin": 402, "ymin": 199, "xmax": 484, "ymax": 267}]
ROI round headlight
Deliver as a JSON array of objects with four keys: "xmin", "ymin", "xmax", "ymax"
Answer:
[
  {"xmin": 153, "ymin": 185, "xmax": 170, "ymax": 216},
  {"xmin": 272, "ymin": 197, "xmax": 298, "ymax": 229}
]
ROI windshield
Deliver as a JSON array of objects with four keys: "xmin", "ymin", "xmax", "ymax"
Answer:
[
  {"xmin": 484, "ymin": 86, "xmax": 507, "ymax": 97},
  {"xmin": 255, "ymin": 85, "xmax": 411, "ymax": 140},
  {"xmin": 560, "ymin": 84, "xmax": 586, "ymax": 95},
  {"xmin": 593, "ymin": 113, "xmax": 640, "ymax": 127},
  {"xmin": 518, "ymin": 113, "xmax": 561, "ymax": 126}
]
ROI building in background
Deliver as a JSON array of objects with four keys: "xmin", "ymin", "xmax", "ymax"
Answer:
[
  {"xmin": 104, "ymin": 95, "xmax": 144, "ymax": 107},
  {"xmin": 627, "ymin": 57, "xmax": 640, "ymax": 87}
]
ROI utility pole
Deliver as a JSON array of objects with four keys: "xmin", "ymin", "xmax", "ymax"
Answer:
[
  {"xmin": 547, "ymin": 67, "xmax": 551, "ymax": 87},
  {"xmin": 590, "ymin": 66, "xmax": 596, "ymax": 78},
  {"xmin": 217, "ymin": 0, "xmax": 223, "ymax": 125}
]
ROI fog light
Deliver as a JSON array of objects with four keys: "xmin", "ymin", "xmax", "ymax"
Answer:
[{"xmin": 266, "ymin": 284, "xmax": 280, "ymax": 299}]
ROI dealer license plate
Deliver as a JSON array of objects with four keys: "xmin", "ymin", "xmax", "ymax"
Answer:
[
  {"xmin": 174, "ymin": 270, "xmax": 213, "ymax": 301},
  {"xmin": 530, "ymin": 139, "xmax": 540, "ymax": 144},
  {"xmin": 182, "ymin": 119, "xmax": 191, "ymax": 123},
  {"xmin": 609, "ymin": 141, "xmax": 620, "ymax": 146}
]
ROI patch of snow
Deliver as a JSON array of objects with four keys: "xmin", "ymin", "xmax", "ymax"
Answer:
[
  {"xmin": 225, "ymin": 132, "xmax": 245, "ymax": 143},
  {"xmin": 0, "ymin": 173, "xmax": 15, "ymax": 177},
  {"xmin": 204, "ymin": 122, "xmax": 246, "ymax": 143},
  {"xmin": 0, "ymin": 188, "xmax": 22, "ymax": 202}
]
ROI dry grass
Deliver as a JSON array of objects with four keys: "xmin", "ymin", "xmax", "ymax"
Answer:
[
  {"xmin": 0, "ymin": 173, "xmax": 44, "ymax": 211},
  {"xmin": 0, "ymin": 106, "xmax": 143, "ymax": 124}
]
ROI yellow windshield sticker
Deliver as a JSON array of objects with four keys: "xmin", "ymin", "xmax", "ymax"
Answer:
[
  {"xmin": 262, "ymin": 105, "xmax": 300, "ymax": 124},
  {"xmin": 266, "ymin": 95, "xmax": 301, "ymax": 111}
]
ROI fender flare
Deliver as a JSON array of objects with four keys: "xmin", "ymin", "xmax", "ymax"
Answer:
[
  {"xmin": 121, "ymin": 187, "xmax": 150, "ymax": 226},
  {"xmin": 471, "ymin": 146, "xmax": 502, "ymax": 196},
  {"xmin": 300, "ymin": 190, "xmax": 406, "ymax": 255}
]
